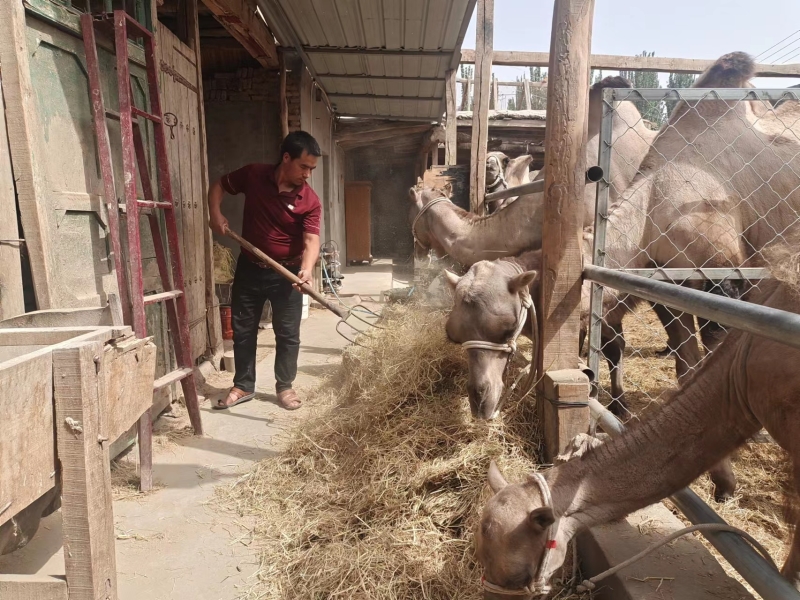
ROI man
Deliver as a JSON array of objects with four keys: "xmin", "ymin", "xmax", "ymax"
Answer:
[{"xmin": 208, "ymin": 131, "xmax": 321, "ymax": 411}]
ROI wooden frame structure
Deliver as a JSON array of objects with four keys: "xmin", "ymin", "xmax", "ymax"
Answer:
[{"xmin": 0, "ymin": 325, "xmax": 156, "ymax": 600}]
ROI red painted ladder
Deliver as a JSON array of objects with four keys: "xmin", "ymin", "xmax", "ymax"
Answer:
[{"xmin": 81, "ymin": 11, "xmax": 203, "ymax": 491}]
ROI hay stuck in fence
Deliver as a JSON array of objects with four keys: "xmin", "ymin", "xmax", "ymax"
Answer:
[{"xmin": 220, "ymin": 305, "xmax": 582, "ymax": 600}]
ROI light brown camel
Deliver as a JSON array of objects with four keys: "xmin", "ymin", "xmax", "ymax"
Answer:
[
  {"xmin": 444, "ymin": 52, "xmax": 800, "ymax": 429},
  {"xmin": 475, "ymin": 266, "xmax": 800, "ymax": 596},
  {"xmin": 408, "ymin": 77, "xmax": 656, "ymax": 267},
  {"xmin": 485, "ymin": 152, "xmax": 534, "ymax": 214}
]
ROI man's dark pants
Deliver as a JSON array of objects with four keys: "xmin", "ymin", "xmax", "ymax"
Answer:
[{"xmin": 231, "ymin": 254, "xmax": 303, "ymax": 394}]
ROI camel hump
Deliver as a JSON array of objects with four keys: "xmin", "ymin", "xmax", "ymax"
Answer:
[
  {"xmin": 694, "ymin": 52, "xmax": 755, "ymax": 88},
  {"xmin": 591, "ymin": 75, "xmax": 632, "ymax": 92}
]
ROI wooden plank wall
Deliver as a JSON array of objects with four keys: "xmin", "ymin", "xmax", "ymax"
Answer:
[{"xmin": 157, "ymin": 25, "xmax": 208, "ymax": 361}]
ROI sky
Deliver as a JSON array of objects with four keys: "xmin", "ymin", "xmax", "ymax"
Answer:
[{"xmin": 462, "ymin": 0, "xmax": 800, "ymax": 97}]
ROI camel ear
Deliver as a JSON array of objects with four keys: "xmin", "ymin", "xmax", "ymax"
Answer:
[
  {"xmin": 528, "ymin": 507, "xmax": 555, "ymax": 532},
  {"xmin": 408, "ymin": 187, "xmax": 420, "ymax": 203},
  {"xmin": 443, "ymin": 270, "xmax": 462, "ymax": 290},
  {"xmin": 443, "ymin": 182, "xmax": 453, "ymax": 198},
  {"xmin": 487, "ymin": 461, "xmax": 508, "ymax": 493},
  {"xmin": 417, "ymin": 176, "xmax": 424, "ymax": 186},
  {"xmin": 508, "ymin": 270, "xmax": 538, "ymax": 295}
]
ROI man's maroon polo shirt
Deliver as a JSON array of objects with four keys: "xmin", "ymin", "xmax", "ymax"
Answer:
[{"xmin": 221, "ymin": 163, "xmax": 321, "ymax": 262}]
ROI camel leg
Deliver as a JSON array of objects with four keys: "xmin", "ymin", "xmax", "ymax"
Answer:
[
  {"xmin": 601, "ymin": 321, "xmax": 629, "ymax": 417},
  {"xmin": 707, "ymin": 458, "xmax": 737, "ymax": 502},
  {"xmin": 656, "ymin": 309, "xmax": 703, "ymax": 381}
]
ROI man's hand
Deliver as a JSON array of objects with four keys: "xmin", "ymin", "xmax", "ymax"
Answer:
[
  {"xmin": 293, "ymin": 269, "xmax": 313, "ymax": 294},
  {"xmin": 210, "ymin": 211, "xmax": 229, "ymax": 236}
]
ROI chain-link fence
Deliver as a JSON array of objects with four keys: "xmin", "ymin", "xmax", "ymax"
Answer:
[{"xmin": 588, "ymin": 87, "xmax": 800, "ymax": 419}]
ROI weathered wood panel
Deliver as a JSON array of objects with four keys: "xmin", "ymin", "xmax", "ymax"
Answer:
[
  {"xmin": 0, "ymin": 74, "xmax": 25, "ymax": 321},
  {"xmin": 0, "ymin": 352, "xmax": 54, "ymax": 527},
  {"xmin": 157, "ymin": 25, "xmax": 207, "ymax": 361},
  {"xmin": 54, "ymin": 342, "xmax": 118, "ymax": 600},
  {"xmin": 0, "ymin": 575, "xmax": 68, "ymax": 600},
  {"xmin": 104, "ymin": 336, "xmax": 157, "ymax": 443}
]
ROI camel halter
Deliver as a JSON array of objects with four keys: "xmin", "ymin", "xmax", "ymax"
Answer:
[
  {"xmin": 481, "ymin": 472, "xmax": 558, "ymax": 598},
  {"xmin": 411, "ymin": 196, "xmax": 450, "ymax": 253}
]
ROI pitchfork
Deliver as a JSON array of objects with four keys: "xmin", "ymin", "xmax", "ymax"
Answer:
[{"xmin": 225, "ymin": 230, "xmax": 381, "ymax": 345}]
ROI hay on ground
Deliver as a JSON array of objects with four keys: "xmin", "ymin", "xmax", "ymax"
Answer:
[{"xmin": 219, "ymin": 304, "xmax": 585, "ymax": 600}]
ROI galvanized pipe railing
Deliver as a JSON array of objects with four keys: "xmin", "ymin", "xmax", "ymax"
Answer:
[
  {"xmin": 583, "ymin": 264, "xmax": 800, "ymax": 351},
  {"xmin": 484, "ymin": 166, "xmax": 604, "ymax": 203},
  {"xmin": 587, "ymin": 398, "xmax": 800, "ymax": 600}
]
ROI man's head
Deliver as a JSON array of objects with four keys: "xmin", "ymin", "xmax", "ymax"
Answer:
[{"xmin": 279, "ymin": 131, "xmax": 321, "ymax": 186}]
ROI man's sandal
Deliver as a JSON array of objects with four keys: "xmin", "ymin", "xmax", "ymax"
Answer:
[
  {"xmin": 213, "ymin": 388, "xmax": 255, "ymax": 410},
  {"xmin": 276, "ymin": 389, "xmax": 302, "ymax": 410}
]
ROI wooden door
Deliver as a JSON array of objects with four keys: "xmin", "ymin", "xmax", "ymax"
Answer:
[
  {"xmin": 345, "ymin": 182, "xmax": 372, "ymax": 264},
  {"xmin": 156, "ymin": 26, "xmax": 207, "ymax": 361}
]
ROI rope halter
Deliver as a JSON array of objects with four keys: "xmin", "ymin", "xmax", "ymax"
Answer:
[
  {"xmin": 481, "ymin": 472, "xmax": 558, "ymax": 598},
  {"xmin": 411, "ymin": 196, "xmax": 450, "ymax": 254}
]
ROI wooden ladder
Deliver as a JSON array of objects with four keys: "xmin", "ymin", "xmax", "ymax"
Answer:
[{"xmin": 81, "ymin": 11, "xmax": 203, "ymax": 491}]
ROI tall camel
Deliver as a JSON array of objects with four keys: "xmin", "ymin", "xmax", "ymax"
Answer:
[
  {"xmin": 408, "ymin": 77, "xmax": 656, "ymax": 267},
  {"xmin": 444, "ymin": 52, "xmax": 800, "ymax": 425},
  {"xmin": 475, "ymin": 260, "xmax": 800, "ymax": 595},
  {"xmin": 484, "ymin": 151, "xmax": 533, "ymax": 214}
]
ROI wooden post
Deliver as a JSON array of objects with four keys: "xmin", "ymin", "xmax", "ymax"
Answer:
[
  {"xmin": 53, "ymin": 342, "xmax": 118, "ymax": 600},
  {"xmin": 279, "ymin": 51, "xmax": 290, "ymax": 140},
  {"xmin": 538, "ymin": 0, "xmax": 595, "ymax": 460},
  {"xmin": 185, "ymin": 0, "xmax": 224, "ymax": 361},
  {"xmin": 468, "ymin": 0, "xmax": 493, "ymax": 214},
  {"xmin": 445, "ymin": 69, "xmax": 458, "ymax": 166},
  {"xmin": 0, "ymin": 0, "xmax": 54, "ymax": 309},
  {"xmin": 492, "ymin": 77, "xmax": 499, "ymax": 110},
  {"xmin": 0, "ymin": 575, "xmax": 68, "ymax": 600},
  {"xmin": 0, "ymin": 74, "xmax": 24, "ymax": 321},
  {"xmin": 523, "ymin": 78, "xmax": 532, "ymax": 110},
  {"xmin": 462, "ymin": 79, "xmax": 471, "ymax": 111}
]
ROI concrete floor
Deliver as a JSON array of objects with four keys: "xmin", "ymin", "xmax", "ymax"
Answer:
[{"xmin": 0, "ymin": 297, "xmax": 358, "ymax": 599}]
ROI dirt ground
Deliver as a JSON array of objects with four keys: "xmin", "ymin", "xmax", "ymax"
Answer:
[{"xmin": 0, "ymin": 307, "xmax": 350, "ymax": 599}]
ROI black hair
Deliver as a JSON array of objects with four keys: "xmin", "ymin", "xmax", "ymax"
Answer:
[{"xmin": 280, "ymin": 130, "xmax": 322, "ymax": 159}]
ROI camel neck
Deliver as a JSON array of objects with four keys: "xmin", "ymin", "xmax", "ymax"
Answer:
[{"xmin": 546, "ymin": 345, "xmax": 760, "ymax": 530}]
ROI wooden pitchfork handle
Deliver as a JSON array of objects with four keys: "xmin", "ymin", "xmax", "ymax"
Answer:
[{"xmin": 225, "ymin": 229, "xmax": 348, "ymax": 320}]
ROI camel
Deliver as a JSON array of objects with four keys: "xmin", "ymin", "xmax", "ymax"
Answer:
[
  {"xmin": 408, "ymin": 77, "xmax": 656, "ymax": 267},
  {"xmin": 475, "ymin": 264, "xmax": 800, "ymax": 595},
  {"xmin": 444, "ymin": 52, "xmax": 800, "ymax": 426},
  {"xmin": 484, "ymin": 152, "xmax": 534, "ymax": 214}
]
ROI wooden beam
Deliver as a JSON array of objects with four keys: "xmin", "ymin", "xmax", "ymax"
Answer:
[
  {"xmin": 303, "ymin": 47, "xmax": 451, "ymax": 57},
  {"xmin": 0, "ymin": 0, "xmax": 54, "ymax": 309},
  {"xmin": 279, "ymin": 51, "xmax": 289, "ymax": 139},
  {"xmin": 200, "ymin": 0, "xmax": 279, "ymax": 68},
  {"xmin": 0, "ymin": 74, "xmax": 24, "ymax": 321},
  {"xmin": 538, "ymin": 0, "xmax": 594, "ymax": 461},
  {"xmin": 54, "ymin": 342, "xmax": 118, "ymax": 600},
  {"xmin": 319, "ymin": 74, "xmax": 445, "ymax": 82},
  {"xmin": 337, "ymin": 113, "xmax": 439, "ymax": 122},
  {"xmin": 445, "ymin": 69, "xmax": 458, "ymax": 165},
  {"xmin": 460, "ymin": 49, "xmax": 800, "ymax": 77},
  {"xmin": 0, "ymin": 575, "xmax": 68, "ymax": 600},
  {"xmin": 337, "ymin": 125, "xmax": 433, "ymax": 146},
  {"xmin": 469, "ymin": 0, "xmax": 493, "ymax": 214},
  {"xmin": 189, "ymin": 0, "xmax": 223, "ymax": 358},
  {"xmin": 523, "ymin": 78, "xmax": 532, "ymax": 110},
  {"xmin": 329, "ymin": 93, "xmax": 442, "ymax": 102}
]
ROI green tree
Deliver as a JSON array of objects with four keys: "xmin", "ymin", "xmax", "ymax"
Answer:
[
  {"xmin": 620, "ymin": 51, "xmax": 665, "ymax": 125},
  {"xmin": 664, "ymin": 72, "xmax": 697, "ymax": 119}
]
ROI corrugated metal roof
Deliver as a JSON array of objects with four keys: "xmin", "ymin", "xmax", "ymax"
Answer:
[{"xmin": 258, "ymin": 0, "xmax": 476, "ymax": 120}]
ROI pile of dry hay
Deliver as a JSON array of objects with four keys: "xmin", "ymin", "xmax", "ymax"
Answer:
[{"xmin": 220, "ymin": 305, "xmax": 581, "ymax": 600}]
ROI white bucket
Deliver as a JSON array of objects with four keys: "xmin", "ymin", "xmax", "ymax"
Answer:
[{"xmin": 302, "ymin": 293, "xmax": 309, "ymax": 320}]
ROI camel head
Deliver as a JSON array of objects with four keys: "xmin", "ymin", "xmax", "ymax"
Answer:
[
  {"xmin": 588, "ymin": 75, "xmax": 631, "ymax": 139},
  {"xmin": 486, "ymin": 152, "xmax": 510, "ymax": 190},
  {"xmin": 444, "ymin": 253, "xmax": 541, "ymax": 419},
  {"xmin": 407, "ymin": 185, "xmax": 451, "ymax": 260},
  {"xmin": 476, "ymin": 462, "xmax": 571, "ymax": 598}
]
